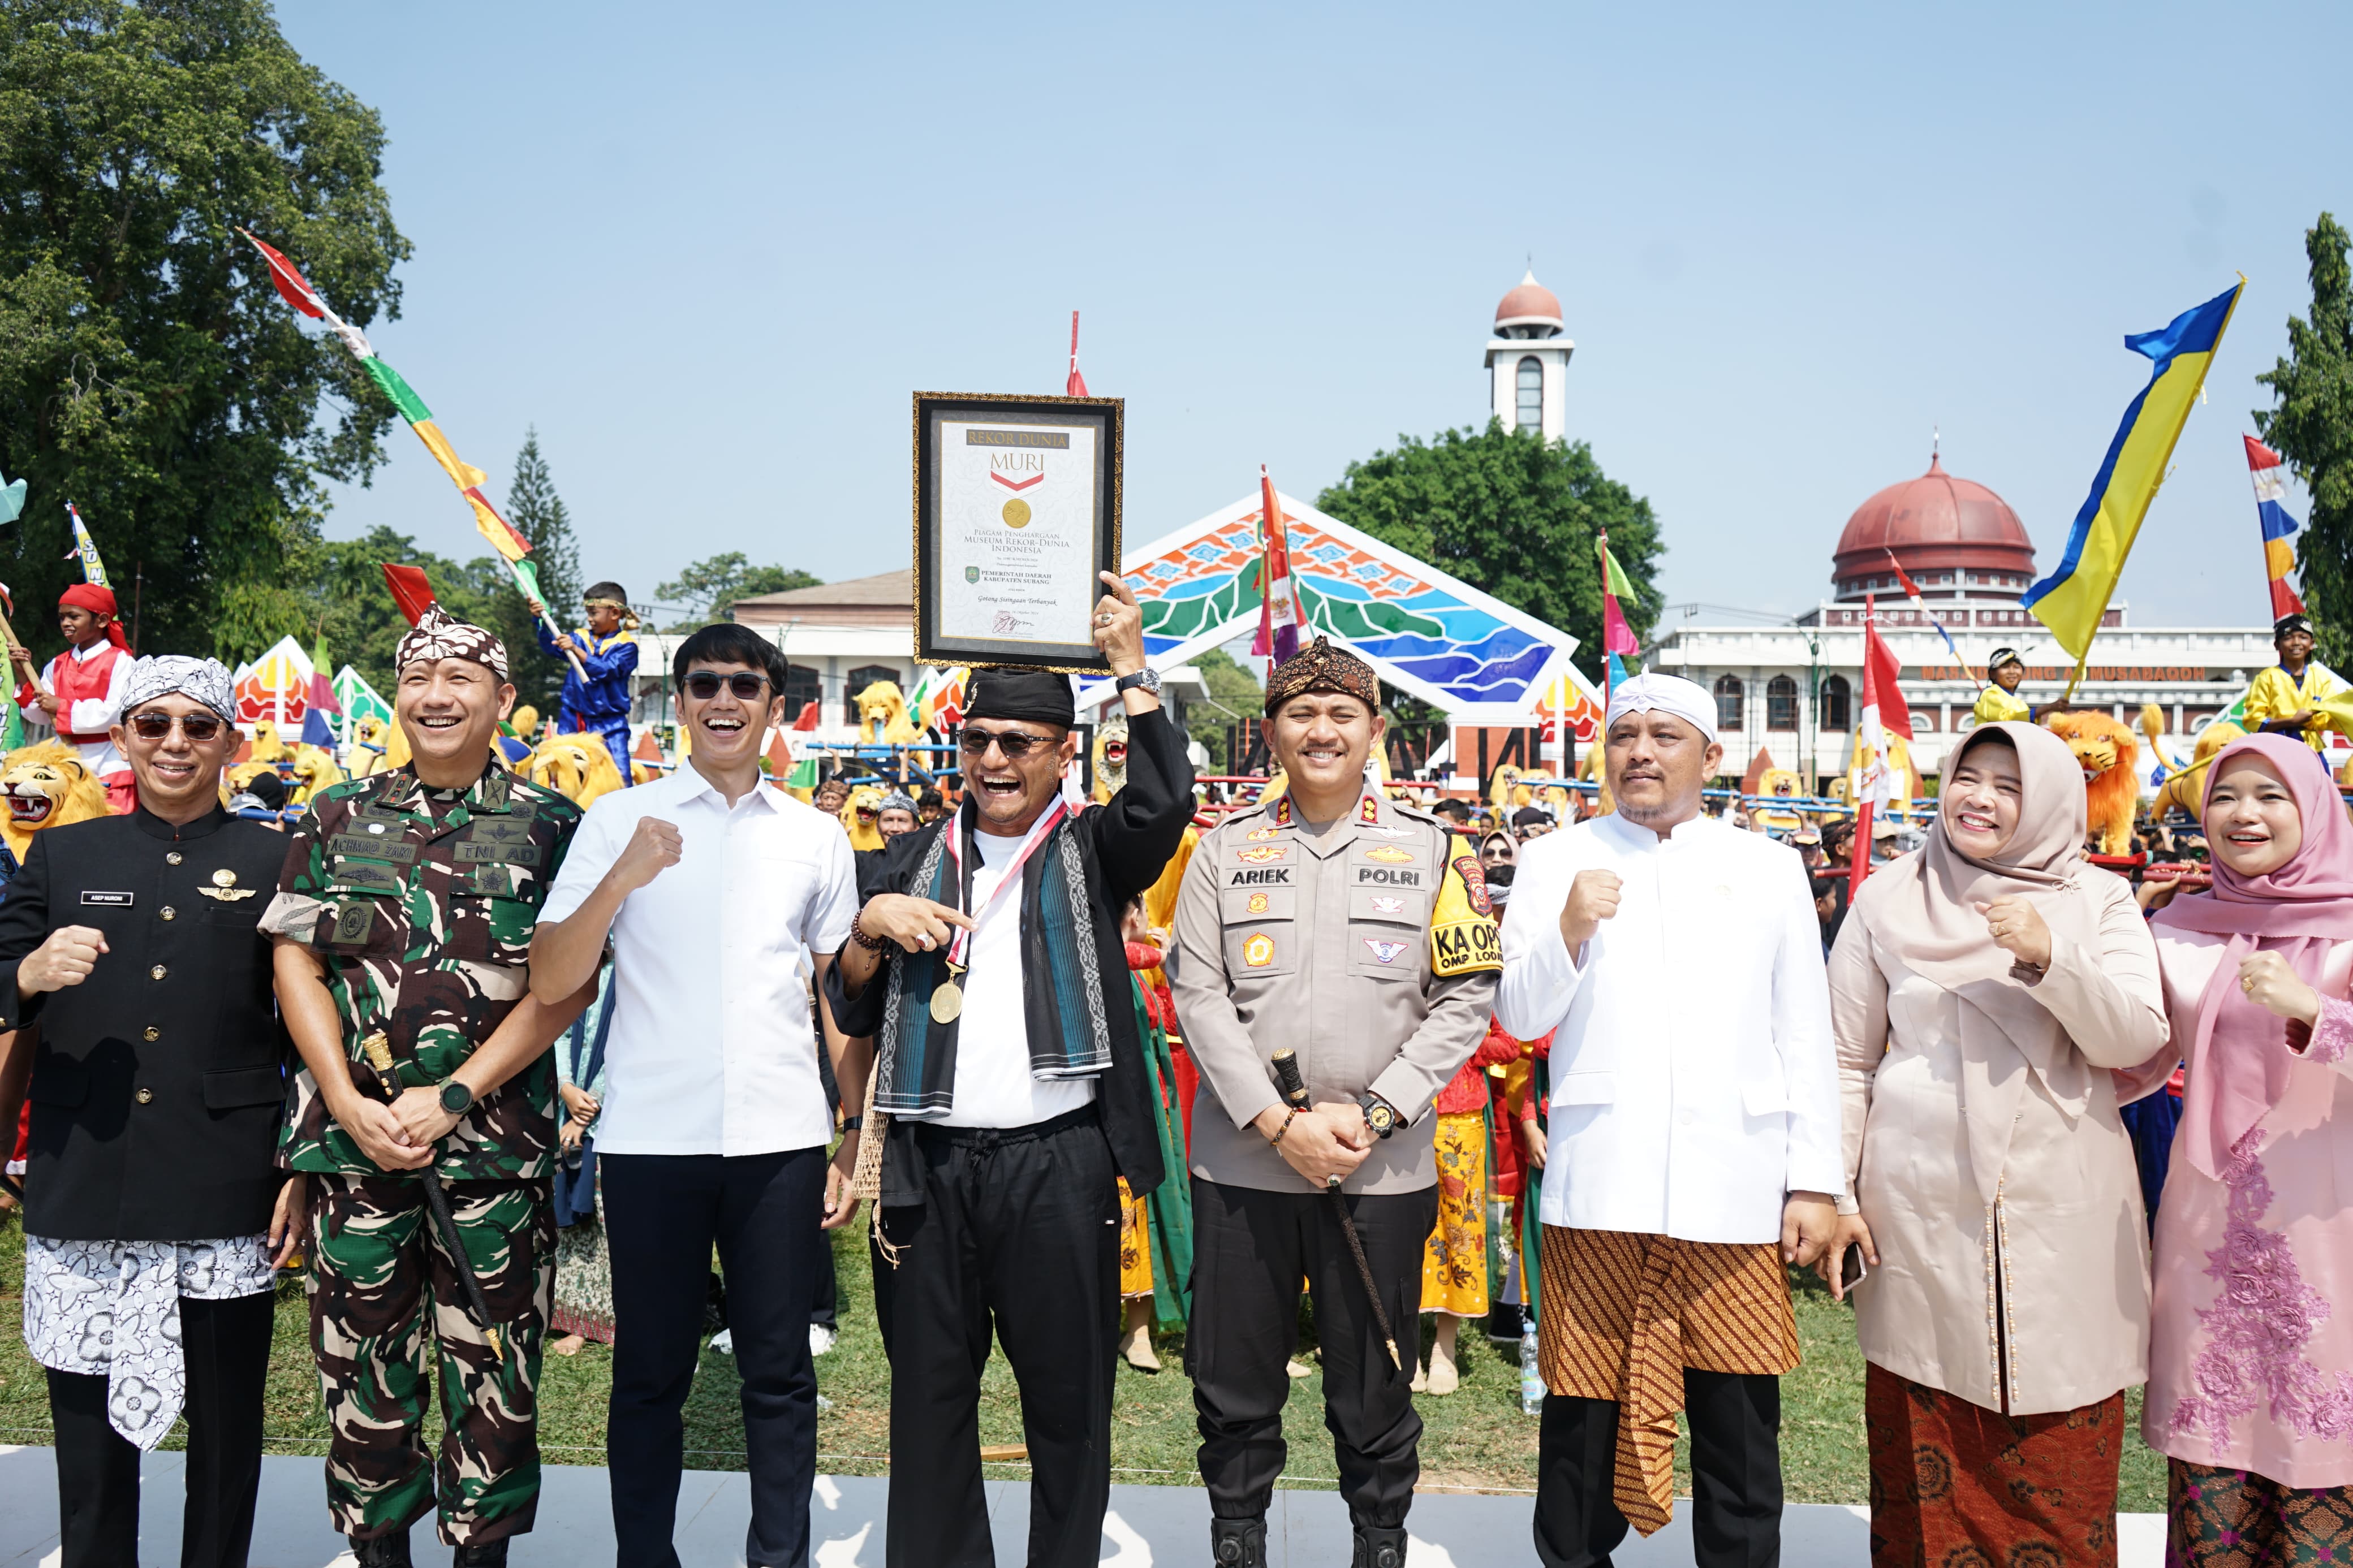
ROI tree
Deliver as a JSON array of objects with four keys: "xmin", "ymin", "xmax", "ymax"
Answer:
[
  {"xmin": 494, "ymin": 427, "xmax": 580, "ymax": 707},
  {"xmin": 2257, "ymin": 213, "xmax": 2353, "ymax": 665},
  {"xmin": 654, "ymin": 552, "xmax": 820, "ymax": 629},
  {"xmin": 1315, "ymin": 421, "xmax": 1665, "ymax": 684},
  {"xmin": 1186, "ymin": 646, "xmax": 1264, "ymax": 772},
  {"xmin": 0, "ymin": 0, "xmax": 410, "ymax": 662}
]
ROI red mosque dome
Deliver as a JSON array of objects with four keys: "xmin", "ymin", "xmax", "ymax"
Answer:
[
  {"xmin": 1494, "ymin": 271, "xmax": 1564, "ymax": 335},
  {"xmin": 1830, "ymin": 454, "xmax": 2037, "ymax": 603}
]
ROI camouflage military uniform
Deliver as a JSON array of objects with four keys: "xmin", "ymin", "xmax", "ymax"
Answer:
[{"xmin": 261, "ymin": 763, "xmax": 581, "ymax": 1548}]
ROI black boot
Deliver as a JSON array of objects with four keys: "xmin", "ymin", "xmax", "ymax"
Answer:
[
  {"xmin": 348, "ymin": 1531, "xmax": 412, "ymax": 1568},
  {"xmin": 1210, "ymin": 1515, "xmax": 1267, "ymax": 1567},
  {"xmin": 451, "ymin": 1541, "xmax": 508, "ymax": 1567},
  {"xmin": 1354, "ymin": 1523, "xmax": 1408, "ymax": 1568}
]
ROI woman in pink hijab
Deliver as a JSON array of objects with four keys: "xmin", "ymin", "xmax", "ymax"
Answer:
[{"xmin": 2147, "ymin": 732, "xmax": 2353, "ymax": 1561}]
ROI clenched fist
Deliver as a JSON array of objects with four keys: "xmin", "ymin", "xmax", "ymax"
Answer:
[
  {"xmin": 19, "ymin": 925, "xmax": 107, "ymax": 995},
  {"xmin": 1977, "ymin": 896, "xmax": 2052, "ymax": 971},
  {"xmin": 1559, "ymin": 869, "xmax": 1622, "ymax": 951},
  {"xmin": 609, "ymin": 817, "xmax": 683, "ymax": 897},
  {"xmin": 2239, "ymin": 950, "xmax": 2322, "ymax": 1027}
]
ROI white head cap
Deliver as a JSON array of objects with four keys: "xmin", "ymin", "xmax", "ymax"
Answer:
[{"xmin": 1603, "ymin": 672, "xmax": 1718, "ymax": 746}]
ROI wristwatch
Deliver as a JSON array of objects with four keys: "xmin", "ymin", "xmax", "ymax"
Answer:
[
  {"xmin": 437, "ymin": 1078, "xmax": 476, "ymax": 1115},
  {"xmin": 1355, "ymin": 1092, "xmax": 1400, "ymax": 1139},
  {"xmin": 1114, "ymin": 667, "xmax": 1161, "ymax": 698}
]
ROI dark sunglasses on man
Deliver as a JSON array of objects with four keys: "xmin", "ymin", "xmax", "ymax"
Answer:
[
  {"xmin": 127, "ymin": 711, "xmax": 226, "ymax": 742},
  {"xmin": 957, "ymin": 725, "xmax": 1057, "ymax": 759},
  {"xmin": 682, "ymin": 671, "xmax": 772, "ymax": 701}
]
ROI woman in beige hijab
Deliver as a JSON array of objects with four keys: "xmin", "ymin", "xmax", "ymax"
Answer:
[{"xmin": 1825, "ymin": 722, "xmax": 2168, "ymax": 1567}]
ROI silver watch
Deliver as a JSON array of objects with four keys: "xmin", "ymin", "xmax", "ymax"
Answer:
[{"xmin": 1114, "ymin": 667, "xmax": 1161, "ymax": 697}]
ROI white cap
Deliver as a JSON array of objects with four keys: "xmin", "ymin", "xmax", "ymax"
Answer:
[{"xmin": 1603, "ymin": 672, "xmax": 1718, "ymax": 746}]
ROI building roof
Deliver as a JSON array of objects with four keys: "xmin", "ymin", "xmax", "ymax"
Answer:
[
  {"xmin": 1830, "ymin": 453, "xmax": 2037, "ymax": 601},
  {"xmin": 729, "ymin": 568, "xmax": 911, "ymax": 629},
  {"xmin": 1493, "ymin": 270, "xmax": 1564, "ymax": 335}
]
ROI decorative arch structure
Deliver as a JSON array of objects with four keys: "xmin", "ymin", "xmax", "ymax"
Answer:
[{"xmin": 1091, "ymin": 487, "xmax": 1605, "ymax": 732}]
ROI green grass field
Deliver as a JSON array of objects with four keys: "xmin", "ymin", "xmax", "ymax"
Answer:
[{"xmin": 0, "ymin": 1210, "xmax": 2169, "ymax": 1511}]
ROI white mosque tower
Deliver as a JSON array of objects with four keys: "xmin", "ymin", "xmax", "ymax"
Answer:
[{"xmin": 1485, "ymin": 270, "xmax": 1574, "ymax": 442}]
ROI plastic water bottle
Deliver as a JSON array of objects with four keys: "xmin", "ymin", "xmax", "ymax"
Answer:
[{"xmin": 1519, "ymin": 1323, "xmax": 1544, "ymax": 1415}]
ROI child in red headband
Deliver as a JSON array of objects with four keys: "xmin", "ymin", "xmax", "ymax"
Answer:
[{"xmin": 7, "ymin": 583, "xmax": 136, "ymax": 812}]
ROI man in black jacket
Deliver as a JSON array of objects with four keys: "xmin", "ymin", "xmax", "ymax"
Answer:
[
  {"xmin": 826, "ymin": 572, "xmax": 1192, "ymax": 1568},
  {"xmin": 0, "ymin": 655, "xmax": 303, "ymax": 1568}
]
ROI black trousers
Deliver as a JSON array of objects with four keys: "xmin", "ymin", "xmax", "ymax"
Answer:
[
  {"xmin": 1187, "ymin": 1177, "xmax": 1438, "ymax": 1530},
  {"xmin": 603, "ymin": 1148, "xmax": 825, "ymax": 1568},
  {"xmin": 48, "ymin": 1288, "xmax": 275, "ymax": 1568},
  {"xmin": 869, "ymin": 1107, "xmax": 1118, "ymax": 1568},
  {"xmin": 1533, "ymin": 1371, "xmax": 1783, "ymax": 1568}
]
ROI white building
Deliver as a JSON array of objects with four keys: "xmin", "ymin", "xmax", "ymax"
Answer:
[
  {"xmin": 1648, "ymin": 452, "xmax": 2278, "ymax": 784},
  {"xmin": 1485, "ymin": 271, "xmax": 1573, "ymax": 443}
]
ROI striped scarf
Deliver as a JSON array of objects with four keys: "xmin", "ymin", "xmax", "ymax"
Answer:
[{"xmin": 869, "ymin": 818, "xmax": 1113, "ymax": 1120}]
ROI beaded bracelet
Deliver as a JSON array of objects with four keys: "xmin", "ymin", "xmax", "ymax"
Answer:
[
  {"xmin": 849, "ymin": 909, "xmax": 890, "ymax": 953},
  {"xmin": 1268, "ymin": 1107, "xmax": 1301, "ymax": 1148}
]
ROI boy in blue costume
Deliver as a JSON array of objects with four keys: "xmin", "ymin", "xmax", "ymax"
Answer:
[{"xmin": 533, "ymin": 581, "xmax": 640, "ymax": 781}]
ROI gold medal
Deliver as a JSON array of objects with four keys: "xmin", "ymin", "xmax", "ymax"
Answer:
[
  {"xmin": 1001, "ymin": 498, "xmax": 1032, "ymax": 529},
  {"xmin": 929, "ymin": 980, "xmax": 965, "ymax": 1023}
]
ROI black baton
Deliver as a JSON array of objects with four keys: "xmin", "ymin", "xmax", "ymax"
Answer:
[
  {"xmin": 1271, "ymin": 1047, "xmax": 1403, "ymax": 1372},
  {"xmin": 363, "ymin": 1034, "xmax": 507, "ymax": 1363}
]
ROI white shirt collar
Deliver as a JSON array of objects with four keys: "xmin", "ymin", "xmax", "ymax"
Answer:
[
  {"xmin": 1595, "ymin": 809, "xmax": 1717, "ymax": 850},
  {"xmin": 667, "ymin": 761, "xmax": 787, "ymax": 814},
  {"xmin": 70, "ymin": 641, "xmax": 110, "ymax": 664}
]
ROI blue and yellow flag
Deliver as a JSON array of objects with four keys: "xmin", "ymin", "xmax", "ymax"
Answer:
[{"xmin": 2022, "ymin": 282, "xmax": 2243, "ymax": 673}]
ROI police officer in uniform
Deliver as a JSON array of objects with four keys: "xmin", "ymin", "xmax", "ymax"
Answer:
[
  {"xmin": 1171, "ymin": 638, "xmax": 1501, "ymax": 1568},
  {"xmin": 263, "ymin": 608, "xmax": 589, "ymax": 1568},
  {"xmin": 0, "ymin": 655, "xmax": 301, "ymax": 1568}
]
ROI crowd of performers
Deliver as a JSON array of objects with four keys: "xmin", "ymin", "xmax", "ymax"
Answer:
[{"xmin": 2, "ymin": 564, "xmax": 2353, "ymax": 1568}]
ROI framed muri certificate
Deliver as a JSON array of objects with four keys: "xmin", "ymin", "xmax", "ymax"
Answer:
[{"xmin": 913, "ymin": 392, "xmax": 1123, "ymax": 673}]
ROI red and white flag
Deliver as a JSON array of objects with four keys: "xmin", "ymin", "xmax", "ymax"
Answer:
[
  {"xmin": 1066, "ymin": 310, "xmax": 1088, "ymax": 398},
  {"xmin": 1250, "ymin": 465, "xmax": 1303, "ymax": 664},
  {"xmin": 1850, "ymin": 594, "xmax": 1914, "ymax": 897}
]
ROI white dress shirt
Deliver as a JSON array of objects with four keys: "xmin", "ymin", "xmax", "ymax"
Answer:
[
  {"xmin": 1496, "ymin": 811, "xmax": 1841, "ymax": 1244},
  {"xmin": 938, "ymin": 831, "xmax": 1096, "ymax": 1129},
  {"xmin": 540, "ymin": 765, "xmax": 859, "ymax": 1157}
]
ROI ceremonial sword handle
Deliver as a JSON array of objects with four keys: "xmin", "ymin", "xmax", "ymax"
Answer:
[{"xmin": 1270, "ymin": 1048, "xmax": 1312, "ymax": 1110}]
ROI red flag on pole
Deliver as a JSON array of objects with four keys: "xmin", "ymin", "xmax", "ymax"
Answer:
[
  {"xmin": 1848, "ymin": 595, "xmax": 1912, "ymax": 899},
  {"xmin": 379, "ymin": 562, "xmax": 438, "ymax": 626},
  {"xmin": 1066, "ymin": 311, "xmax": 1088, "ymax": 398}
]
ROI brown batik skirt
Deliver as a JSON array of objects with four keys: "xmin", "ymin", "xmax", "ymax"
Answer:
[
  {"xmin": 1539, "ymin": 1225, "xmax": 1800, "ymax": 1536},
  {"xmin": 1865, "ymin": 1361, "xmax": 2124, "ymax": 1567}
]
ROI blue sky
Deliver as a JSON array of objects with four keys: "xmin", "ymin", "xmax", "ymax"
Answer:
[{"xmin": 279, "ymin": 1, "xmax": 2350, "ymax": 631}]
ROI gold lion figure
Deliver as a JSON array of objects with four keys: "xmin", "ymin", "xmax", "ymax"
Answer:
[
  {"xmin": 853, "ymin": 681, "xmax": 922, "ymax": 746},
  {"xmin": 1, "ymin": 741, "xmax": 115, "ymax": 863},
  {"xmin": 524, "ymin": 733, "xmax": 628, "ymax": 808}
]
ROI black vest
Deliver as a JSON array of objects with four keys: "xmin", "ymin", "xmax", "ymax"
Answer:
[{"xmin": 0, "ymin": 808, "xmax": 292, "ymax": 1240}]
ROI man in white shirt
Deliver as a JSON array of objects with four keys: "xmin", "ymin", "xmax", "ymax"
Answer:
[
  {"xmin": 532, "ymin": 623, "xmax": 863, "ymax": 1568},
  {"xmin": 824, "ymin": 573, "xmax": 1194, "ymax": 1568},
  {"xmin": 1496, "ymin": 672, "xmax": 1840, "ymax": 1568}
]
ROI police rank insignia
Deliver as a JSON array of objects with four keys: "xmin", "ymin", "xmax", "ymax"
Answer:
[
  {"xmin": 1364, "ymin": 846, "xmax": 1415, "ymax": 863},
  {"xmin": 1243, "ymin": 932, "xmax": 1275, "ymax": 968},
  {"xmin": 1235, "ymin": 846, "xmax": 1288, "ymax": 864},
  {"xmin": 1246, "ymin": 826, "xmax": 1282, "ymax": 841},
  {"xmin": 1370, "ymin": 895, "xmax": 1405, "ymax": 914},
  {"xmin": 201, "ymin": 867, "xmax": 256, "ymax": 902}
]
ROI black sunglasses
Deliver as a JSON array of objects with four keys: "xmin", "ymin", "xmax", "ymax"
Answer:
[
  {"xmin": 128, "ymin": 711, "xmax": 226, "ymax": 742},
  {"xmin": 958, "ymin": 725, "xmax": 1058, "ymax": 759},
  {"xmin": 683, "ymin": 671, "xmax": 772, "ymax": 701}
]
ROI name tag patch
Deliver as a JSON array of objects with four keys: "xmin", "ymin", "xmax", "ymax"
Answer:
[
  {"xmin": 80, "ymin": 890, "xmax": 132, "ymax": 908},
  {"xmin": 454, "ymin": 841, "xmax": 541, "ymax": 867},
  {"xmin": 329, "ymin": 835, "xmax": 417, "ymax": 863},
  {"xmin": 1227, "ymin": 866, "xmax": 1294, "ymax": 887}
]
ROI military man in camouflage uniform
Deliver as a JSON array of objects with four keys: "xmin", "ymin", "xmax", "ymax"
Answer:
[{"xmin": 264, "ymin": 606, "xmax": 589, "ymax": 1568}]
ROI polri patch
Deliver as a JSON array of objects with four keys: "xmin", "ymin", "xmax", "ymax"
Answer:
[{"xmin": 1243, "ymin": 932, "xmax": 1276, "ymax": 969}]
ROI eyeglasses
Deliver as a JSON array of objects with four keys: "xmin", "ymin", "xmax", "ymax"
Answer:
[
  {"xmin": 683, "ymin": 671, "xmax": 772, "ymax": 701},
  {"xmin": 958, "ymin": 726, "xmax": 1057, "ymax": 759},
  {"xmin": 127, "ymin": 711, "xmax": 226, "ymax": 742}
]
